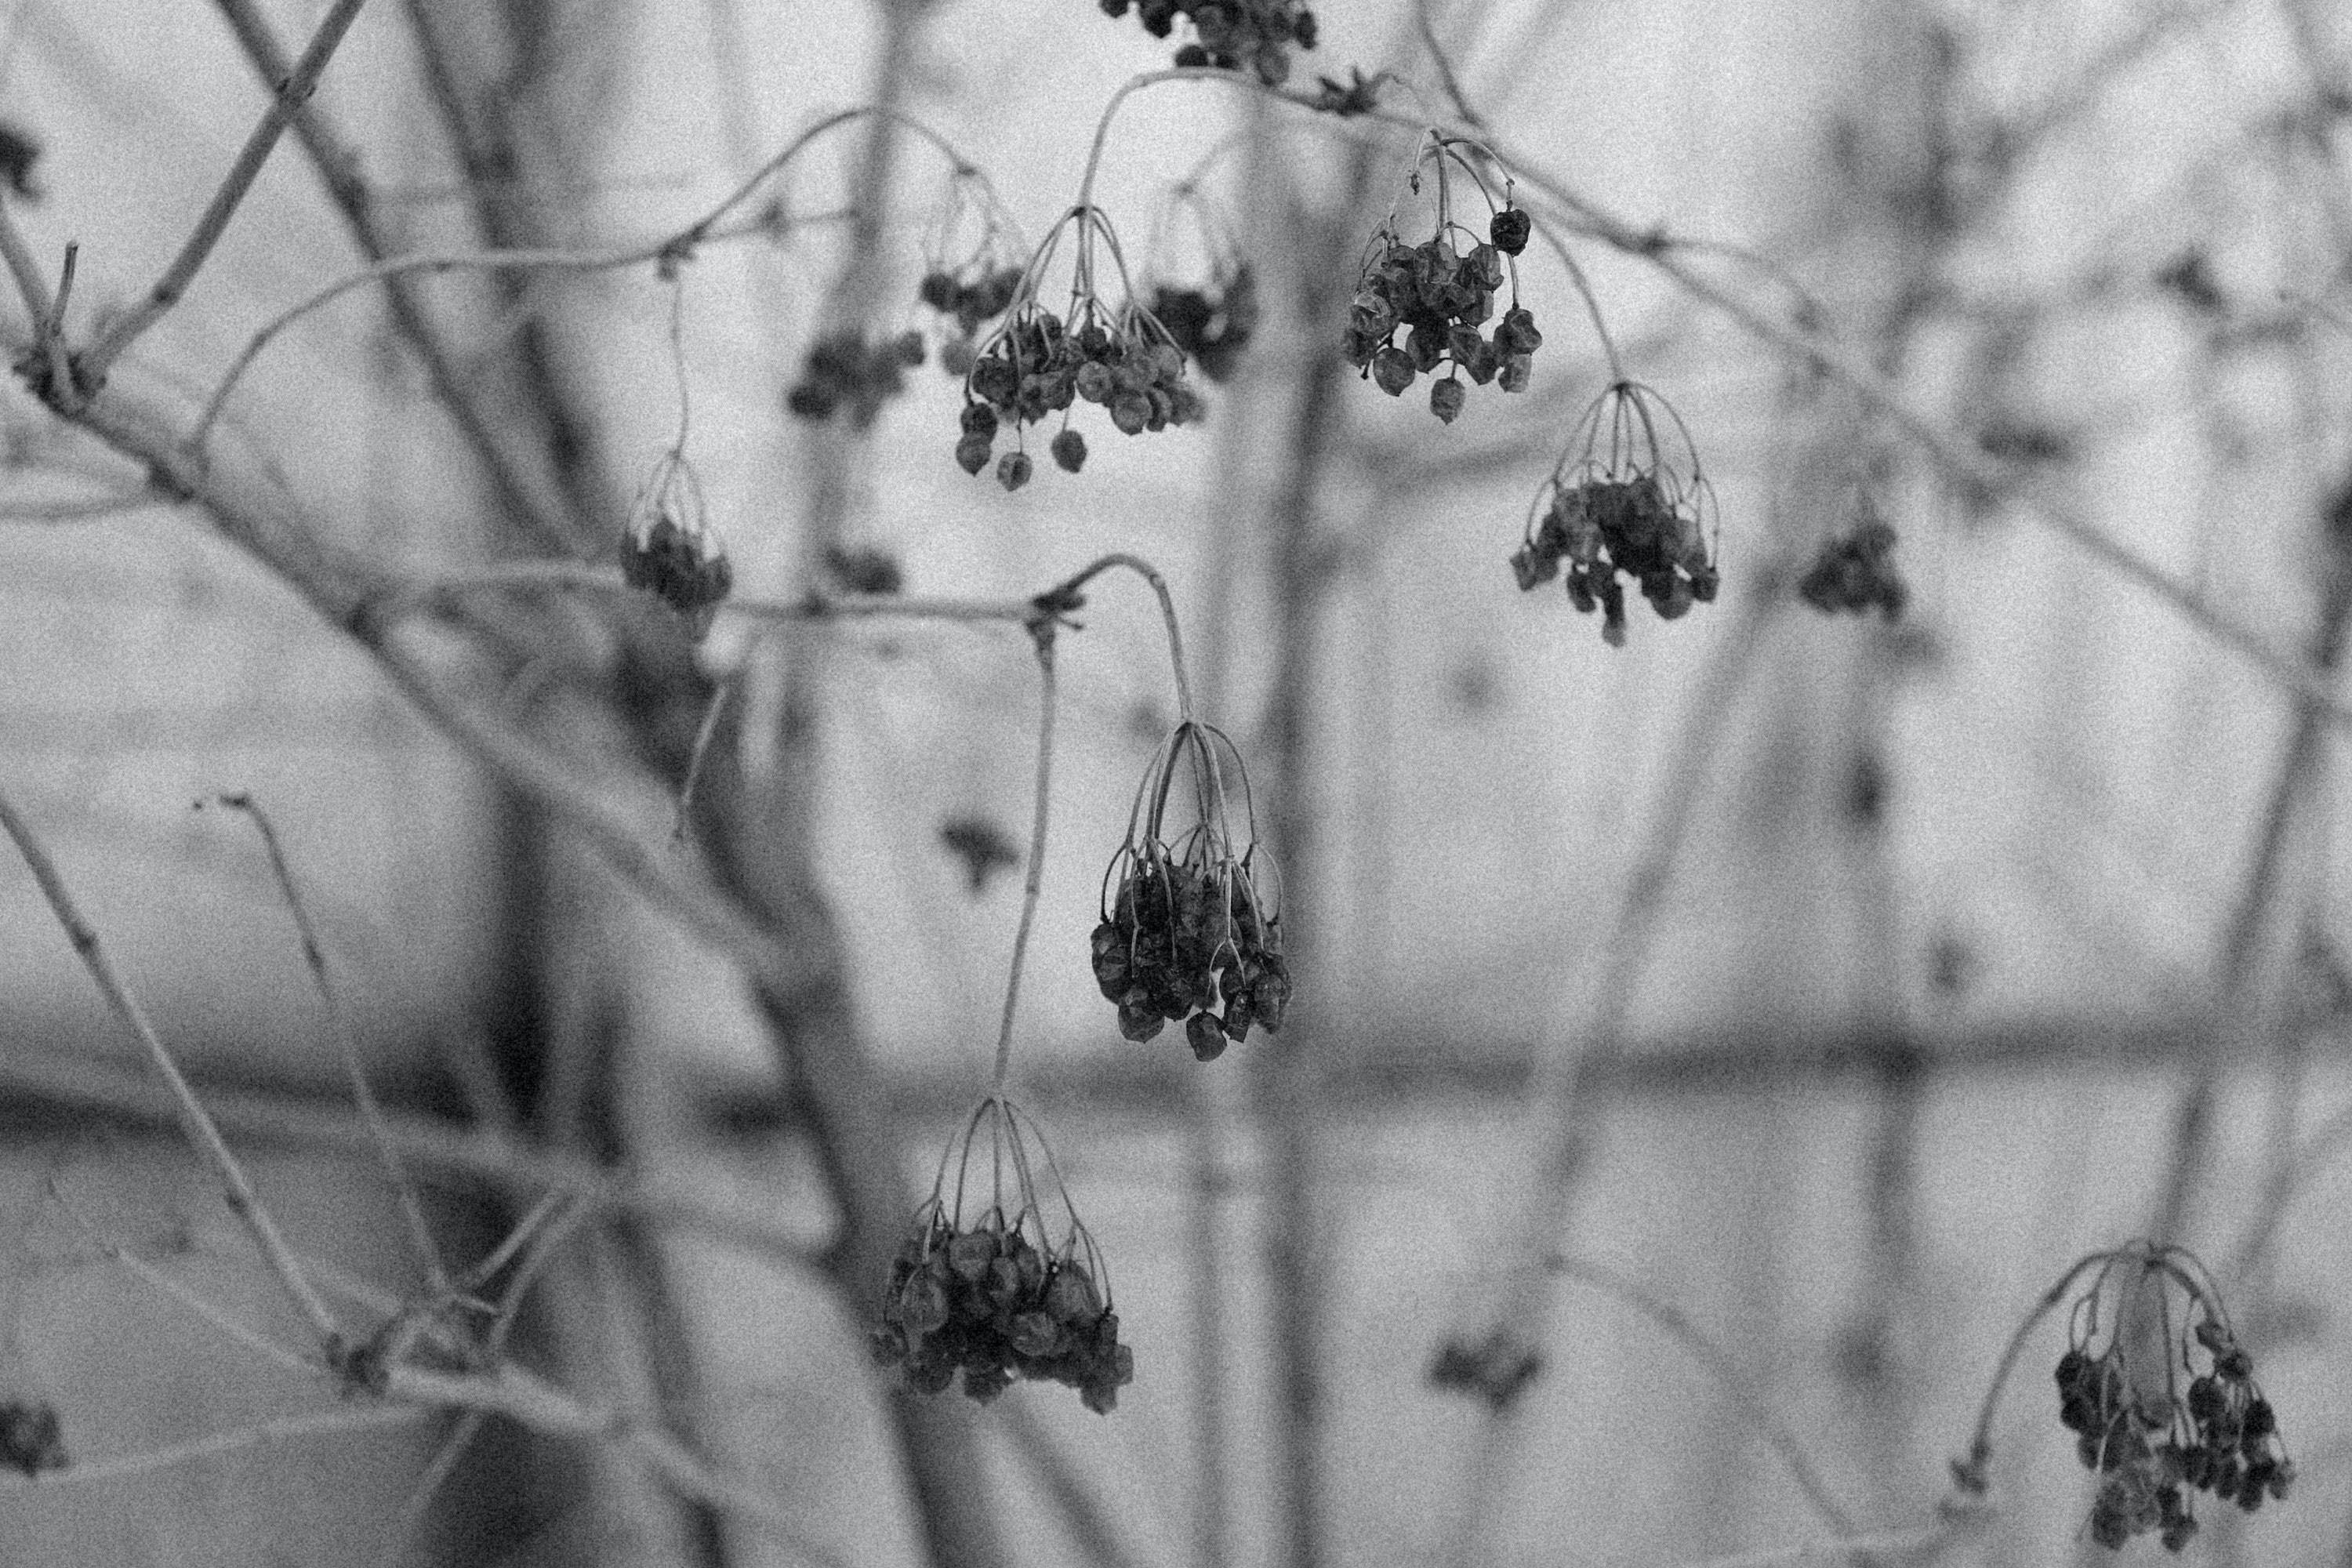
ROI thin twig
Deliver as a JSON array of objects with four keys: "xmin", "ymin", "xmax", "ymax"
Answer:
[
  {"xmin": 673, "ymin": 105, "xmax": 980, "ymax": 256},
  {"xmin": 78, "ymin": 0, "xmax": 373, "ymax": 387},
  {"xmin": 382, "ymin": 1363, "xmax": 847, "ymax": 1567},
  {"xmin": 1545, "ymin": 1254, "xmax": 1860, "ymax": 1537},
  {"xmin": 2146, "ymin": 482, "xmax": 2352, "ymax": 1244},
  {"xmin": 61, "ymin": 1203, "xmax": 318, "ymax": 1376},
  {"xmin": 0, "ymin": 1043, "xmax": 820, "ymax": 1269},
  {"xmin": 0, "ymin": 198, "xmax": 55, "ymax": 329},
  {"xmin": 1951, "ymin": 1249, "xmax": 2113, "ymax": 1490},
  {"xmin": 673, "ymin": 675, "xmax": 738, "ymax": 845},
  {"xmin": 1040, "ymin": 552, "xmax": 1197, "ymax": 721},
  {"xmin": 1660, "ymin": 1520, "xmax": 1970, "ymax": 1568},
  {"xmin": 204, "ymin": 792, "xmax": 448, "ymax": 1290},
  {"xmin": 379, "ymin": 560, "xmax": 1050, "ymax": 630},
  {"xmin": 0, "ymin": 1403, "xmax": 433, "ymax": 1491},
  {"xmin": 205, "ymin": 0, "xmax": 572, "ymax": 551},
  {"xmin": 2, "ymin": 786, "xmax": 340, "ymax": 1343},
  {"xmin": 0, "ymin": 490, "xmax": 168, "ymax": 522},
  {"xmin": 1481, "ymin": 154, "xmax": 2352, "ymax": 719}
]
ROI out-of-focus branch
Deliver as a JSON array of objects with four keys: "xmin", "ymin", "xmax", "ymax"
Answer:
[
  {"xmin": 206, "ymin": 0, "xmax": 577, "ymax": 551},
  {"xmin": 0, "ymin": 1404, "xmax": 433, "ymax": 1491},
  {"xmin": 78, "ymin": 0, "xmax": 373, "ymax": 388},
  {"xmin": 0, "ymin": 786, "xmax": 342, "ymax": 1345},
  {"xmin": 1544, "ymin": 1254, "xmax": 1858, "ymax": 1537}
]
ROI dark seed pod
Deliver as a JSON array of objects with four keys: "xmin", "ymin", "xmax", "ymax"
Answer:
[
  {"xmin": 1187, "ymin": 1011, "xmax": 1229, "ymax": 1061},
  {"xmin": 1490, "ymin": 206, "xmax": 1532, "ymax": 256},
  {"xmin": 1051, "ymin": 429, "xmax": 1087, "ymax": 473},
  {"xmin": 1430, "ymin": 377, "xmax": 1466, "ymax": 424},
  {"xmin": 996, "ymin": 451, "xmax": 1033, "ymax": 491},
  {"xmin": 1370, "ymin": 344, "xmax": 1415, "ymax": 396},
  {"xmin": 955, "ymin": 432, "xmax": 994, "ymax": 475}
]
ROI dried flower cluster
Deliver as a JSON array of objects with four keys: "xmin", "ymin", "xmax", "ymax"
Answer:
[
  {"xmin": 1798, "ymin": 519, "xmax": 1907, "ymax": 619},
  {"xmin": 1146, "ymin": 262, "xmax": 1258, "ymax": 385},
  {"xmin": 955, "ymin": 207, "xmax": 1203, "ymax": 490},
  {"xmin": 785, "ymin": 328, "xmax": 927, "ymax": 429},
  {"xmin": 0, "ymin": 1398, "xmax": 67, "ymax": 1478},
  {"xmin": 2056, "ymin": 1247, "xmax": 2293, "ymax": 1553},
  {"xmin": 1345, "ymin": 146, "xmax": 1538, "ymax": 424},
  {"xmin": 872, "ymin": 1099, "xmax": 1133, "ymax": 1413},
  {"xmin": 920, "ymin": 266, "xmax": 1026, "ymax": 379},
  {"xmin": 1091, "ymin": 721, "xmax": 1287, "ymax": 1060},
  {"xmin": 620, "ymin": 452, "xmax": 731, "ymax": 638},
  {"xmin": 1514, "ymin": 382, "xmax": 1719, "ymax": 644},
  {"xmin": 915, "ymin": 169, "xmax": 1029, "ymax": 378},
  {"xmin": 1096, "ymin": 0, "xmax": 1319, "ymax": 84}
]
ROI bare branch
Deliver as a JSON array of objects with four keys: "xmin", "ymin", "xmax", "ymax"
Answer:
[
  {"xmin": 201, "ymin": 792, "xmax": 448, "ymax": 1290},
  {"xmin": 2, "ymin": 788, "xmax": 342, "ymax": 1343},
  {"xmin": 0, "ymin": 1404, "xmax": 432, "ymax": 1492},
  {"xmin": 78, "ymin": 0, "xmax": 374, "ymax": 387}
]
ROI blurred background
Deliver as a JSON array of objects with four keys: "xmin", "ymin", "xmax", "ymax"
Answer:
[{"xmin": 1, "ymin": 0, "xmax": 2350, "ymax": 1564}]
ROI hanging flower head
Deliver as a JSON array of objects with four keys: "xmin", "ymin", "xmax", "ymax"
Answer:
[
  {"xmin": 871, "ymin": 1098, "xmax": 1134, "ymax": 1413},
  {"xmin": 914, "ymin": 166, "xmax": 1029, "ymax": 378},
  {"xmin": 1344, "ymin": 136, "xmax": 1541, "ymax": 424},
  {"xmin": 1091, "ymin": 721, "xmax": 1287, "ymax": 1060},
  {"xmin": 620, "ymin": 449, "xmax": 731, "ymax": 640},
  {"xmin": 1138, "ymin": 183, "xmax": 1259, "ymax": 386},
  {"xmin": 1514, "ymin": 381, "xmax": 1719, "ymax": 645},
  {"xmin": 1798, "ymin": 510, "xmax": 1907, "ymax": 619},
  {"xmin": 953, "ymin": 205, "xmax": 1204, "ymax": 488},
  {"xmin": 2056, "ymin": 1244, "xmax": 2292, "ymax": 1553}
]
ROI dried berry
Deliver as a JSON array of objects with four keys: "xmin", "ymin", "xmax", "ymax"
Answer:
[
  {"xmin": 1489, "ymin": 205, "xmax": 1531, "ymax": 256},
  {"xmin": 1051, "ymin": 428, "xmax": 1088, "ymax": 473},
  {"xmin": 997, "ymin": 451, "xmax": 1033, "ymax": 491}
]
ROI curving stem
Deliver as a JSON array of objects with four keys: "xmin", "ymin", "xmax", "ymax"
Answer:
[{"xmin": 990, "ymin": 624, "xmax": 1061, "ymax": 1098}]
